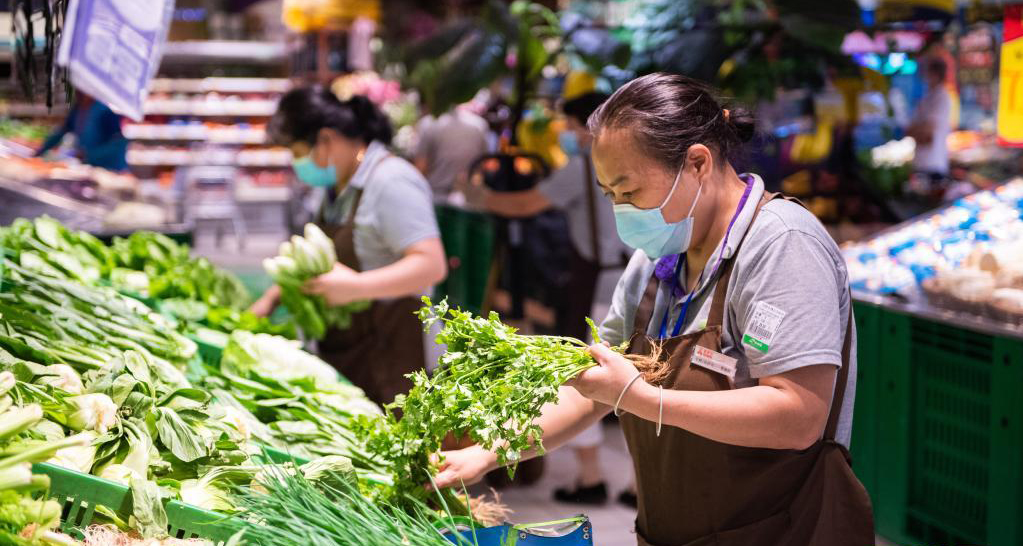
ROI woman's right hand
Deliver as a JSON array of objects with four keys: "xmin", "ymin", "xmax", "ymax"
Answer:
[
  {"xmin": 249, "ymin": 285, "xmax": 281, "ymax": 318},
  {"xmin": 431, "ymin": 445, "xmax": 499, "ymax": 490}
]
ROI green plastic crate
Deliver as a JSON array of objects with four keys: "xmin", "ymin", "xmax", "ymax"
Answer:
[
  {"xmin": 36, "ymin": 462, "xmax": 242, "ymax": 544},
  {"xmin": 871, "ymin": 305, "xmax": 1023, "ymax": 546},
  {"xmin": 434, "ymin": 205, "xmax": 495, "ymax": 315},
  {"xmin": 850, "ymin": 302, "xmax": 879, "ymax": 511}
]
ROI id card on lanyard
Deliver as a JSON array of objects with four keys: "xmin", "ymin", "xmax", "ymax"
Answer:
[{"xmin": 657, "ymin": 179, "xmax": 754, "ymax": 340}]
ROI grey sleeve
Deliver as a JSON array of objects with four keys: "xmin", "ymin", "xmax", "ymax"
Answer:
[
  {"xmin": 537, "ymin": 158, "xmax": 585, "ymax": 210},
  {"xmin": 598, "ymin": 250, "xmax": 652, "ymax": 346},
  {"xmin": 374, "ymin": 172, "xmax": 441, "ymax": 252},
  {"xmin": 731, "ymin": 230, "xmax": 845, "ymax": 378}
]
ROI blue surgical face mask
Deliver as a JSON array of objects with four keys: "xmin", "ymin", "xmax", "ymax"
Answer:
[
  {"xmin": 612, "ymin": 161, "xmax": 702, "ymax": 258},
  {"xmin": 559, "ymin": 130, "xmax": 581, "ymax": 157},
  {"xmin": 292, "ymin": 155, "xmax": 337, "ymax": 188}
]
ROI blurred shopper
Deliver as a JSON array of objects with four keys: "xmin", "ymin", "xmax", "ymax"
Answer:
[
  {"xmin": 907, "ymin": 57, "xmax": 953, "ymax": 180},
  {"xmin": 252, "ymin": 87, "xmax": 447, "ymax": 406},
  {"xmin": 468, "ymin": 91, "xmax": 630, "ymax": 504},
  {"xmin": 36, "ymin": 92, "xmax": 129, "ymax": 172},
  {"xmin": 414, "ymin": 106, "xmax": 490, "ymax": 201}
]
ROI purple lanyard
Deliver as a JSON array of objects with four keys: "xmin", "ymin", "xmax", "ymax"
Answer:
[{"xmin": 657, "ymin": 179, "xmax": 755, "ymax": 340}]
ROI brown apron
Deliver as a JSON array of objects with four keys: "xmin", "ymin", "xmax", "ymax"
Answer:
[
  {"xmin": 620, "ymin": 194, "xmax": 874, "ymax": 546},
  {"xmin": 314, "ymin": 156, "xmax": 424, "ymax": 407}
]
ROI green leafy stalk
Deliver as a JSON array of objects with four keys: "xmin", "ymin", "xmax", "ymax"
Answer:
[{"xmin": 357, "ymin": 297, "xmax": 604, "ymax": 504}]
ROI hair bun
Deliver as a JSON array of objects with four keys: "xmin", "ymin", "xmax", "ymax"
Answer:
[
  {"xmin": 727, "ymin": 107, "xmax": 756, "ymax": 143},
  {"xmin": 344, "ymin": 94, "xmax": 394, "ymax": 145}
]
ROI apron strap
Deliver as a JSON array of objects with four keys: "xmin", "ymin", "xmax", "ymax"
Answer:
[
  {"xmin": 632, "ymin": 273, "xmax": 661, "ymax": 339},
  {"xmin": 824, "ymin": 304, "xmax": 854, "ymax": 441},
  {"xmin": 705, "ymin": 192, "xmax": 776, "ymax": 328},
  {"xmin": 341, "ymin": 152, "xmax": 396, "ymax": 227},
  {"xmin": 582, "ymin": 152, "xmax": 601, "ymax": 266}
]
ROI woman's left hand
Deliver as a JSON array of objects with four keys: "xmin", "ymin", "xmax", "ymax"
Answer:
[
  {"xmin": 303, "ymin": 263, "xmax": 364, "ymax": 306},
  {"xmin": 566, "ymin": 343, "xmax": 644, "ymax": 407}
]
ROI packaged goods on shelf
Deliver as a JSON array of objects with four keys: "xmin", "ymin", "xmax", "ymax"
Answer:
[{"xmin": 843, "ymin": 178, "xmax": 1023, "ymax": 323}]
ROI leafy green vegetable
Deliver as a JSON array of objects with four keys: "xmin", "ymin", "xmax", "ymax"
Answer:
[
  {"xmin": 0, "ymin": 371, "xmax": 87, "ymax": 546},
  {"xmin": 110, "ymin": 232, "xmax": 251, "ymax": 310},
  {"xmin": 229, "ymin": 464, "xmax": 475, "ymax": 546},
  {"xmin": 263, "ymin": 224, "xmax": 370, "ymax": 339},
  {"xmin": 356, "ymin": 297, "xmax": 600, "ymax": 502}
]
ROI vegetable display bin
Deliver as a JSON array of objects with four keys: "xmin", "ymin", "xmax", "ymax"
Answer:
[
  {"xmin": 856, "ymin": 298, "xmax": 1023, "ymax": 546},
  {"xmin": 189, "ymin": 333, "xmax": 224, "ymax": 366},
  {"xmin": 447, "ymin": 516, "xmax": 593, "ymax": 546},
  {"xmin": 35, "ymin": 462, "xmax": 242, "ymax": 544}
]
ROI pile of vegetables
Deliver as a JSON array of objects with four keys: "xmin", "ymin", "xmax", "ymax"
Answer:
[
  {"xmin": 199, "ymin": 331, "xmax": 384, "ymax": 471},
  {"xmin": 227, "ymin": 462, "xmax": 475, "ymax": 546},
  {"xmin": 356, "ymin": 298, "xmax": 603, "ymax": 503},
  {"xmin": 263, "ymin": 224, "xmax": 369, "ymax": 339},
  {"xmin": 0, "ymin": 259, "xmax": 255, "ymax": 535},
  {"xmin": 109, "ymin": 232, "xmax": 250, "ymax": 310},
  {"xmin": 0, "ymin": 261, "xmax": 197, "ymax": 371},
  {"xmin": 0, "ymin": 217, "xmax": 286, "ymax": 339},
  {"xmin": 0, "ymin": 371, "xmax": 88, "ymax": 546}
]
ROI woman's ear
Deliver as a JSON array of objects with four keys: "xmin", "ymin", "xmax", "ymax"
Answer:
[{"xmin": 686, "ymin": 144, "xmax": 714, "ymax": 180}]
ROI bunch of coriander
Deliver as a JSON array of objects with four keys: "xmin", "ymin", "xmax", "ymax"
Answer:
[{"xmin": 355, "ymin": 297, "xmax": 602, "ymax": 500}]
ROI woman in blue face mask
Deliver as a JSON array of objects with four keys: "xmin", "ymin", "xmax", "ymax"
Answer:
[
  {"xmin": 250, "ymin": 87, "xmax": 447, "ymax": 406},
  {"xmin": 435, "ymin": 73, "xmax": 873, "ymax": 546}
]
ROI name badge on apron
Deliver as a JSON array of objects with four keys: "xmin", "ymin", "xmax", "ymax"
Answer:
[{"xmin": 691, "ymin": 346, "xmax": 738, "ymax": 379}]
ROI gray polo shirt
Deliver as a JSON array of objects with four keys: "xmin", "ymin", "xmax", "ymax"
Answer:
[
  {"xmin": 415, "ymin": 111, "xmax": 490, "ymax": 199},
  {"xmin": 321, "ymin": 141, "xmax": 441, "ymax": 272},
  {"xmin": 538, "ymin": 153, "xmax": 629, "ymax": 267},
  {"xmin": 598, "ymin": 174, "xmax": 857, "ymax": 447}
]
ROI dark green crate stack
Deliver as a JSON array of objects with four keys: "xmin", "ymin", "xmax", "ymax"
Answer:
[
  {"xmin": 434, "ymin": 205, "xmax": 495, "ymax": 315},
  {"xmin": 852, "ymin": 300, "xmax": 1023, "ymax": 546}
]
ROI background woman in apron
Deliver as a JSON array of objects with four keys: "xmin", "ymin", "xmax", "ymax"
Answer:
[
  {"xmin": 251, "ymin": 87, "xmax": 447, "ymax": 407},
  {"xmin": 433, "ymin": 73, "xmax": 873, "ymax": 546}
]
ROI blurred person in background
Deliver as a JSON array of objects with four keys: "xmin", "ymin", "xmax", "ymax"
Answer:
[
  {"xmin": 414, "ymin": 104, "xmax": 491, "ymax": 202},
  {"xmin": 252, "ymin": 87, "xmax": 447, "ymax": 406},
  {"xmin": 907, "ymin": 57, "xmax": 953, "ymax": 181},
  {"xmin": 467, "ymin": 91, "xmax": 632, "ymax": 505},
  {"xmin": 35, "ymin": 92, "xmax": 129, "ymax": 172}
]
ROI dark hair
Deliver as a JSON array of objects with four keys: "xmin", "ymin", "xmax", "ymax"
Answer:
[
  {"xmin": 925, "ymin": 57, "xmax": 948, "ymax": 81},
  {"xmin": 562, "ymin": 92, "xmax": 609, "ymax": 125},
  {"xmin": 269, "ymin": 86, "xmax": 393, "ymax": 147},
  {"xmin": 587, "ymin": 73, "xmax": 755, "ymax": 171}
]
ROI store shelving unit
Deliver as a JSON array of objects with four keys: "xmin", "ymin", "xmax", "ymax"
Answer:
[{"xmin": 123, "ymin": 44, "xmax": 297, "ymax": 239}]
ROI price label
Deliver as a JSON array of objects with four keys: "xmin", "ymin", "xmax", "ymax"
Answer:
[{"xmin": 998, "ymin": 5, "xmax": 1023, "ymax": 147}]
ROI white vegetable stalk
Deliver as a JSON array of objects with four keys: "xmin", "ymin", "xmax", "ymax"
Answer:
[
  {"xmin": 0, "ymin": 370, "xmax": 15, "ymax": 396},
  {"xmin": 0, "ymin": 405, "xmax": 44, "ymax": 442},
  {"xmin": 37, "ymin": 364, "xmax": 84, "ymax": 395},
  {"xmin": 98, "ymin": 463, "xmax": 143, "ymax": 486},
  {"xmin": 220, "ymin": 406, "xmax": 252, "ymax": 442},
  {"xmin": 46, "ymin": 432, "xmax": 99, "ymax": 473},
  {"xmin": 66, "ymin": 394, "xmax": 118, "ymax": 433},
  {"xmin": 0, "ymin": 462, "xmax": 34, "ymax": 490}
]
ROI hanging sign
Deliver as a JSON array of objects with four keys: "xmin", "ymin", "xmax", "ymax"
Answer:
[
  {"xmin": 998, "ymin": 4, "xmax": 1023, "ymax": 147},
  {"xmin": 57, "ymin": 0, "xmax": 175, "ymax": 121}
]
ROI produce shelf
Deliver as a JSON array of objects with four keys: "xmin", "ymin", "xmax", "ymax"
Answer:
[{"xmin": 856, "ymin": 300, "xmax": 1023, "ymax": 546}]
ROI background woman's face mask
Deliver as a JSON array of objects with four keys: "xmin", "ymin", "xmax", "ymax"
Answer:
[
  {"xmin": 292, "ymin": 140, "xmax": 337, "ymax": 188},
  {"xmin": 612, "ymin": 159, "xmax": 702, "ymax": 258}
]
